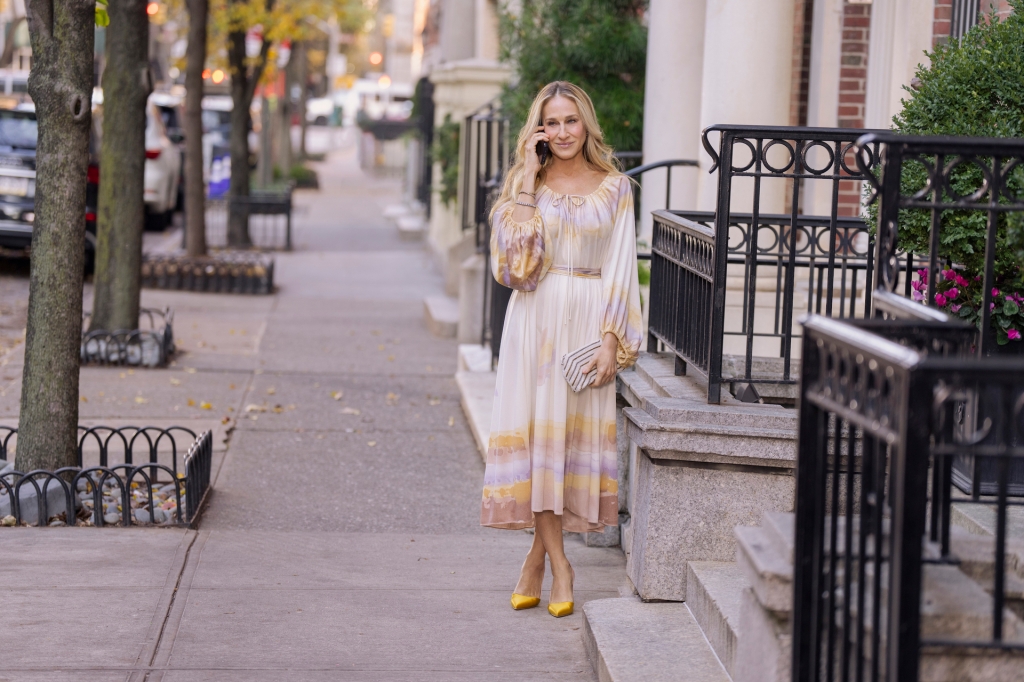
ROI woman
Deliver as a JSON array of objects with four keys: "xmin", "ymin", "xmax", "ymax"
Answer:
[{"xmin": 481, "ymin": 81, "xmax": 643, "ymax": 617}]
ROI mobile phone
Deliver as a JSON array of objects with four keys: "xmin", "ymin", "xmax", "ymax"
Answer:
[{"xmin": 536, "ymin": 123, "xmax": 549, "ymax": 165}]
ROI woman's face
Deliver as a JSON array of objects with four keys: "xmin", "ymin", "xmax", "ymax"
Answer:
[{"xmin": 541, "ymin": 95, "xmax": 586, "ymax": 161}]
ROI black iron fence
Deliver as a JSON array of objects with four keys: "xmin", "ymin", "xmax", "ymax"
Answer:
[
  {"xmin": 792, "ymin": 314, "xmax": 1024, "ymax": 682},
  {"xmin": 80, "ymin": 307, "xmax": 175, "ymax": 368},
  {"xmin": 645, "ymin": 125, "xmax": 893, "ymax": 403},
  {"xmin": 791, "ymin": 132, "xmax": 1024, "ymax": 681},
  {"xmin": 0, "ymin": 425, "xmax": 212, "ymax": 527},
  {"xmin": 858, "ymin": 132, "xmax": 1024, "ymax": 497},
  {"xmin": 141, "ymin": 252, "xmax": 274, "ymax": 294},
  {"xmin": 201, "ymin": 187, "xmax": 294, "ymax": 251}
]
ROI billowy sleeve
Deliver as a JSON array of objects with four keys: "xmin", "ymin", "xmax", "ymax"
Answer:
[
  {"xmin": 601, "ymin": 177, "xmax": 644, "ymax": 369},
  {"xmin": 490, "ymin": 201, "xmax": 552, "ymax": 291}
]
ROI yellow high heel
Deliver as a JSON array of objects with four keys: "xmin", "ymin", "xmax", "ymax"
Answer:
[
  {"xmin": 510, "ymin": 593, "xmax": 541, "ymax": 610},
  {"xmin": 548, "ymin": 565, "xmax": 575, "ymax": 617}
]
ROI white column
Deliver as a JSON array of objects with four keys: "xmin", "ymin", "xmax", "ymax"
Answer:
[
  {"xmin": 805, "ymin": 0, "xmax": 845, "ymax": 217},
  {"xmin": 696, "ymin": 0, "xmax": 798, "ymax": 213},
  {"xmin": 637, "ymin": 0, "xmax": 707, "ymax": 247},
  {"xmin": 866, "ymin": 0, "xmax": 934, "ymax": 129}
]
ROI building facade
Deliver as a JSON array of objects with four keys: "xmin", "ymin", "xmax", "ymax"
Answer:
[{"xmin": 639, "ymin": 0, "xmax": 1014, "ymax": 241}]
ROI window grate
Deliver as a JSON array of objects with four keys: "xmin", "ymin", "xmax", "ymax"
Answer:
[{"xmin": 951, "ymin": 0, "xmax": 981, "ymax": 40}]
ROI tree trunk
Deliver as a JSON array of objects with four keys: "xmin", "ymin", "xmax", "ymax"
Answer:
[
  {"xmin": 277, "ymin": 87, "xmax": 291, "ymax": 176},
  {"xmin": 296, "ymin": 41, "xmax": 308, "ymax": 160},
  {"xmin": 19, "ymin": 0, "xmax": 95, "ymax": 471},
  {"xmin": 226, "ymin": 28, "xmax": 251, "ymax": 247},
  {"xmin": 184, "ymin": 0, "xmax": 208, "ymax": 256},
  {"xmin": 90, "ymin": 0, "xmax": 152, "ymax": 332}
]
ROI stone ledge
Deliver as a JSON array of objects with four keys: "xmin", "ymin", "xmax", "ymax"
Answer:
[
  {"xmin": 625, "ymin": 408, "xmax": 796, "ymax": 469},
  {"xmin": 423, "ymin": 295, "xmax": 459, "ymax": 338},
  {"xmin": 583, "ymin": 597, "xmax": 730, "ymax": 682},
  {"xmin": 455, "ymin": 370, "xmax": 494, "ymax": 461},
  {"xmin": 687, "ymin": 561, "xmax": 747, "ymax": 679}
]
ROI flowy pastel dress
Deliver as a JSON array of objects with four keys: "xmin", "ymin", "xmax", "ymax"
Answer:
[{"xmin": 481, "ymin": 173, "xmax": 643, "ymax": 533}]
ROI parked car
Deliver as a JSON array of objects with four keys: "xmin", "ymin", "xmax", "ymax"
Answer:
[
  {"xmin": 143, "ymin": 97, "xmax": 182, "ymax": 230},
  {"xmin": 151, "ymin": 91, "xmax": 186, "ymax": 212},
  {"xmin": 0, "ymin": 103, "xmax": 99, "ymax": 272},
  {"xmin": 306, "ymin": 96, "xmax": 335, "ymax": 126}
]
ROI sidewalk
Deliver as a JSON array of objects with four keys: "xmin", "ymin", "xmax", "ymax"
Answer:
[{"xmin": 0, "ymin": 137, "xmax": 625, "ymax": 680}]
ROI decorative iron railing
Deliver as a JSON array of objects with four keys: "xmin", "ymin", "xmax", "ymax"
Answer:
[
  {"xmin": 792, "ymin": 314, "xmax": 1024, "ymax": 682},
  {"xmin": 0, "ymin": 425, "xmax": 212, "ymax": 527},
  {"xmin": 858, "ymin": 132, "xmax": 1024, "ymax": 496}
]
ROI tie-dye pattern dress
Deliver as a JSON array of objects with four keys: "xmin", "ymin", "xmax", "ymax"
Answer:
[{"xmin": 481, "ymin": 172, "xmax": 643, "ymax": 533}]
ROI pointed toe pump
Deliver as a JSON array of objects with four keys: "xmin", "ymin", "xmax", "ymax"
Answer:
[
  {"xmin": 510, "ymin": 593, "xmax": 542, "ymax": 610},
  {"xmin": 547, "ymin": 600, "xmax": 574, "ymax": 618}
]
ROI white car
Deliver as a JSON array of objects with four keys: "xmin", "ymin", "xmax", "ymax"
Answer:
[{"xmin": 143, "ymin": 98, "xmax": 182, "ymax": 230}]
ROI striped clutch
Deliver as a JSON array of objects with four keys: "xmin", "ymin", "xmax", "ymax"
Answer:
[{"xmin": 561, "ymin": 340, "xmax": 606, "ymax": 393}]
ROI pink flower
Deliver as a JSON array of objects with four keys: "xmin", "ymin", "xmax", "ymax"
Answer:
[
  {"xmin": 1008, "ymin": 295, "xmax": 1016, "ymax": 303},
  {"xmin": 956, "ymin": 274, "xmax": 970, "ymax": 287},
  {"xmin": 976, "ymin": 275, "xmax": 982, "ymax": 282},
  {"xmin": 1009, "ymin": 329, "xmax": 1021, "ymax": 341},
  {"xmin": 947, "ymin": 288, "xmax": 959, "ymax": 299},
  {"xmin": 935, "ymin": 293, "xmax": 948, "ymax": 307},
  {"xmin": 911, "ymin": 279, "xmax": 925, "ymax": 292},
  {"xmin": 912, "ymin": 290, "xmax": 925, "ymax": 302},
  {"xmin": 951, "ymin": 304, "xmax": 962, "ymax": 313},
  {"xmin": 993, "ymin": 288, "xmax": 1001, "ymax": 297},
  {"xmin": 992, "ymin": 302, "xmax": 996, "ymax": 311}
]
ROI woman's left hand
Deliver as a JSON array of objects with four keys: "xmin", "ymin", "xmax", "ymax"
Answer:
[{"xmin": 584, "ymin": 333, "xmax": 619, "ymax": 388}]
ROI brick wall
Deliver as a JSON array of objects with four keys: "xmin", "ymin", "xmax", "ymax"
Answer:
[
  {"xmin": 837, "ymin": 1, "xmax": 871, "ymax": 216},
  {"xmin": 933, "ymin": 0, "xmax": 954, "ymax": 46},
  {"xmin": 789, "ymin": 0, "xmax": 815, "ymax": 127}
]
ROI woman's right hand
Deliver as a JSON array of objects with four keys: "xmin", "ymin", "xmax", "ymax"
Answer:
[{"xmin": 523, "ymin": 125, "xmax": 549, "ymax": 178}]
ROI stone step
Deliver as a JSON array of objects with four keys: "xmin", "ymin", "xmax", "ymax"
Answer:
[
  {"xmin": 396, "ymin": 214, "xmax": 426, "ymax": 241},
  {"xmin": 457, "ymin": 343, "xmax": 492, "ymax": 373},
  {"xmin": 454, "ymin": 370, "xmax": 494, "ymax": 460},
  {"xmin": 583, "ymin": 597, "xmax": 731, "ymax": 682},
  {"xmin": 687, "ymin": 562, "xmax": 747, "ymax": 679},
  {"xmin": 735, "ymin": 524, "xmax": 793, "ymax": 613},
  {"xmin": 762, "ymin": 511, "xmax": 795, "ymax": 565},
  {"xmin": 422, "ymin": 295, "xmax": 458, "ymax": 338}
]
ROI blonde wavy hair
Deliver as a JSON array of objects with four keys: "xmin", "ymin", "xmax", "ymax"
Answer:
[{"xmin": 491, "ymin": 81, "xmax": 620, "ymax": 219}]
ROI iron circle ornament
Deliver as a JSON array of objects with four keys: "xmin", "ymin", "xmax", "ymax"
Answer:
[
  {"xmin": 878, "ymin": 218, "xmax": 901, "ymax": 293},
  {"xmin": 941, "ymin": 155, "xmax": 993, "ymax": 204},
  {"xmin": 801, "ymin": 140, "xmax": 836, "ymax": 176},
  {"xmin": 761, "ymin": 139, "xmax": 796, "ymax": 175},
  {"xmin": 730, "ymin": 137, "xmax": 757, "ymax": 174},
  {"xmin": 997, "ymin": 156, "xmax": 1024, "ymax": 204},
  {"xmin": 905, "ymin": 154, "xmax": 939, "ymax": 202}
]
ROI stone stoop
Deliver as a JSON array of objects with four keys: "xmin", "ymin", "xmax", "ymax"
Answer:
[
  {"xmin": 617, "ymin": 353, "xmax": 798, "ymax": 603},
  {"xmin": 454, "ymin": 344, "xmax": 495, "ymax": 460},
  {"xmin": 423, "ymin": 295, "xmax": 459, "ymax": 338},
  {"xmin": 687, "ymin": 562, "xmax": 748, "ymax": 679},
  {"xmin": 583, "ymin": 598, "xmax": 731, "ymax": 682}
]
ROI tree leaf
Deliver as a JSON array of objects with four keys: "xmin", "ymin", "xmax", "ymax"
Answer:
[{"xmin": 95, "ymin": 6, "xmax": 109, "ymax": 26}]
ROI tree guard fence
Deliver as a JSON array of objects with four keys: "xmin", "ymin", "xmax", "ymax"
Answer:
[{"xmin": 0, "ymin": 426, "xmax": 212, "ymax": 527}]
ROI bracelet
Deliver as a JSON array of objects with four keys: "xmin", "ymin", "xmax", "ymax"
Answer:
[
  {"xmin": 515, "ymin": 200, "xmax": 538, "ymax": 208},
  {"xmin": 518, "ymin": 190, "xmax": 536, "ymax": 197}
]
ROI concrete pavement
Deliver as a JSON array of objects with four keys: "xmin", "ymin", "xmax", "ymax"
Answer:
[{"xmin": 0, "ymin": 135, "xmax": 625, "ymax": 680}]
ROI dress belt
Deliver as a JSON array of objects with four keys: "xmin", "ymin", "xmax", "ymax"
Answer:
[{"xmin": 548, "ymin": 265, "xmax": 601, "ymax": 279}]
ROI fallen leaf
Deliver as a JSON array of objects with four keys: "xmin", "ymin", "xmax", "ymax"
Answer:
[
  {"xmin": 228, "ymin": 383, "xmax": 236, "ymax": 390},
  {"xmin": 378, "ymin": 344, "xmax": 385, "ymax": 351},
  {"xmin": 245, "ymin": 404, "xmax": 267, "ymax": 413},
  {"xmin": 221, "ymin": 416, "xmax": 231, "ymax": 424},
  {"xmin": 387, "ymin": 355, "xmax": 395, "ymax": 362},
  {"xmin": 227, "ymin": 406, "xmax": 235, "ymax": 412},
  {"xmin": 186, "ymin": 398, "xmax": 196, "ymax": 407},
  {"xmin": 80, "ymin": 396, "xmax": 88, "ymax": 402},
  {"xmin": 448, "ymin": 416, "xmax": 455, "ymax": 427},
  {"xmin": 367, "ymin": 441, "xmax": 377, "ymax": 447},
  {"xmin": 185, "ymin": 368, "xmax": 197, "ymax": 374},
  {"xmin": 200, "ymin": 401, "xmax": 213, "ymax": 410},
  {"xmin": 119, "ymin": 372, "xmax": 126, "ymax": 379},
  {"xmin": 286, "ymin": 404, "xmax": 295, "ymax": 410},
  {"xmin": 266, "ymin": 387, "xmax": 276, "ymax": 395},
  {"xmin": 340, "ymin": 407, "xmax": 361, "ymax": 415},
  {"xmin": 428, "ymin": 398, "xmax": 441, "ymax": 406},
  {"xmin": 331, "ymin": 390, "xmax": 344, "ymax": 400},
  {"xmin": 272, "ymin": 405, "xmax": 284, "ymax": 413},
  {"xmin": 170, "ymin": 378, "xmax": 181, "ymax": 386},
  {"xmin": 135, "ymin": 396, "xmax": 149, "ymax": 404},
  {"xmin": 98, "ymin": 391, "xmax": 105, "ymax": 397}
]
